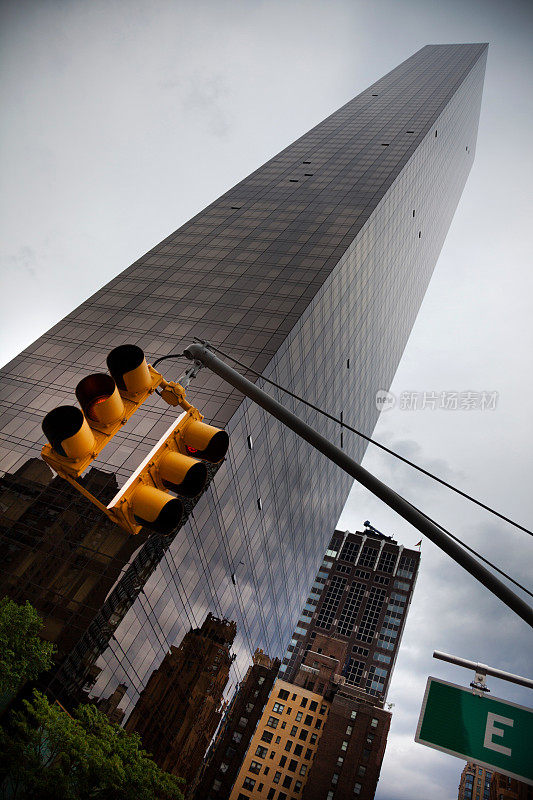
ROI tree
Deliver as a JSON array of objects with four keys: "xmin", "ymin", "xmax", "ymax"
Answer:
[
  {"xmin": 0, "ymin": 597, "xmax": 55, "ymax": 698},
  {"xmin": 0, "ymin": 691, "xmax": 185, "ymax": 800}
]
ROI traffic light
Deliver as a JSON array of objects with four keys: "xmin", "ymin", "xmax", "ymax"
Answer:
[
  {"xmin": 41, "ymin": 345, "xmax": 163, "ymax": 478},
  {"xmin": 40, "ymin": 344, "xmax": 229, "ymax": 536},
  {"xmin": 108, "ymin": 412, "xmax": 229, "ymax": 535}
]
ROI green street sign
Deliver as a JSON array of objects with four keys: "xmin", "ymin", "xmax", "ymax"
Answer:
[{"xmin": 415, "ymin": 677, "xmax": 533, "ymax": 785}]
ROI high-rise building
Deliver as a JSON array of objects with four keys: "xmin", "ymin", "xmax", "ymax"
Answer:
[
  {"xmin": 228, "ymin": 526, "xmax": 417, "ymax": 800},
  {"xmin": 124, "ymin": 613, "xmax": 236, "ymax": 786},
  {"xmin": 0, "ymin": 43, "xmax": 487, "ymax": 734},
  {"xmin": 458, "ymin": 762, "xmax": 494, "ymax": 800},
  {"xmin": 193, "ymin": 649, "xmax": 281, "ymax": 800},
  {"xmin": 282, "ymin": 525, "xmax": 420, "ymax": 702}
]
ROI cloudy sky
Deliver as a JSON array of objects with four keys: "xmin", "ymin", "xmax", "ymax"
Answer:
[{"xmin": 1, "ymin": 1, "xmax": 532, "ymax": 797}]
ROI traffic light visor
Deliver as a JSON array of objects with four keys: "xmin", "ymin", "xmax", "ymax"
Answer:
[
  {"xmin": 107, "ymin": 344, "xmax": 152, "ymax": 394},
  {"xmin": 182, "ymin": 420, "xmax": 229, "ymax": 463},
  {"xmin": 159, "ymin": 451, "xmax": 208, "ymax": 497},
  {"xmin": 130, "ymin": 485, "xmax": 183, "ymax": 534},
  {"xmin": 42, "ymin": 406, "xmax": 95, "ymax": 459},
  {"xmin": 76, "ymin": 374, "xmax": 124, "ymax": 425}
]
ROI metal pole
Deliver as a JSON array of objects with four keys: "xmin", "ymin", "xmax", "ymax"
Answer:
[
  {"xmin": 184, "ymin": 342, "xmax": 533, "ymax": 629},
  {"xmin": 433, "ymin": 650, "xmax": 533, "ymax": 689}
]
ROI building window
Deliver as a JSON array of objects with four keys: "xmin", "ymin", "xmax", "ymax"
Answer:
[
  {"xmin": 310, "ymin": 701, "xmax": 318, "ymax": 711},
  {"xmin": 213, "ymin": 779, "xmax": 222, "ymax": 791},
  {"xmin": 358, "ymin": 765, "xmax": 366, "ymax": 777},
  {"xmin": 310, "ymin": 734, "xmax": 318, "ymax": 744},
  {"xmin": 295, "ymin": 781, "xmax": 302, "ymax": 792},
  {"xmin": 278, "ymin": 689, "xmax": 289, "ymax": 700},
  {"xmin": 243, "ymin": 776, "xmax": 256, "ymax": 790},
  {"xmin": 315, "ymin": 719, "xmax": 322, "ymax": 729},
  {"xmin": 305, "ymin": 748, "xmax": 312, "ymax": 760},
  {"xmin": 281, "ymin": 721, "xmax": 287, "ymax": 729},
  {"xmin": 285, "ymin": 740, "xmax": 293, "ymax": 752},
  {"xmin": 264, "ymin": 766, "xmax": 270, "ymax": 775},
  {"xmin": 350, "ymin": 710, "xmax": 357, "ymax": 720},
  {"xmin": 246, "ymin": 703, "xmax": 254, "ymax": 714},
  {"xmin": 288, "ymin": 759, "xmax": 298, "ymax": 772},
  {"xmin": 266, "ymin": 716, "xmax": 279, "ymax": 729},
  {"xmin": 286, "ymin": 707, "xmax": 292, "ymax": 714},
  {"xmin": 238, "ymin": 716, "xmax": 248, "ymax": 727},
  {"xmin": 220, "ymin": 762, "xmax": 228, "ymax": 773},
  {"xmin": 296, "ymin": 712, "xmax": 303, "ymax": 722},
  {"xmin": 346, "ymin": 725, "xmax": 353, "ymax": 735},
  {"xmin": 258, "ymin": 677, "xmax": 265, "ymax": 685},
  {"xmin": 294, "ymin": 745, "xmax": 303, "ymax": 757},
  {"xmin": 327, "ymin": 793, "xmax": 334, "ymax": 800},
  {"xmin": 341, "ymin": 740, "xmax": 348, "ymax": 751},
  {"xmin": 300, "ymin": 765, "xmax": 308, "ymax": 776},
  {"xmin": 300, "ymin": 698, "xmax": 308, "ymax": 708},
  {"xmin": 267, "ymin": 790, "xmax": 275, "ymax": 800},
  {"xmin": 282, "ymin": 776, "xmax": 292, "ymax": 789},
  {"xmin": 275, "ymin": 736, "xmax": 281, "ymax": 744},
  {"xmin": 255, "ymin": 745, "xmax": 268, "ymax": 759},
  {"xmin": 371, "ymin": 718, "xmax": 379, "ymax": 728},
  {"xmin": 279, "ymin": 755, "xmax": 287, "ymax": 767},
  {"xmin": 305, "ymin": 714, "xmax": 313, "ymax": 725},
  {"xmin": 249, "ymin": 761, "xmax": 262, "ymax": 774},
  {"xmin": 261, "ymin": 731, "xmax": 273, "ymax": 743},
  {"xmin": 354, "ymin": 783, "xmax": 362, "ymax": 795},
  {"xmin": 299, "ymin": 729, "xmax": 308, "ymax": 741},
  {"xmin": 332, "ymin": 773, "xmax": 339, "ymax": 785},
  {"xmin": 273, "ymin": 771, "xmax": 282, "ymax": 784},
  {"xmin": 337, "ymin": 756, "xmax": 344, "ymax": 767},
  {"xmin": 232, "ymin": 732, "xmax": 242, "ymax": 743},
  {"xmin": 291, "ymin": 725, "xmax": 298, "ymax": 736},
  {"xmin": 273, "ymin": 703, "xmax": 285, "ymax": 714}
]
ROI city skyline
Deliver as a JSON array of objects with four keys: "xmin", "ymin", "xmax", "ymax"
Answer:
[{"xmin": 1, "ymin": 3, "xmax": 532, "ymax": 799}]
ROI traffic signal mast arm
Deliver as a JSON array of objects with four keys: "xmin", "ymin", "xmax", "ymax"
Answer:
[{"xmin": 184, "ymin": 342, "xmax": 533, "ymax": 629}]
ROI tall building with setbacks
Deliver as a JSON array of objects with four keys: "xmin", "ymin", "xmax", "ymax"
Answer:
[{"xmin": 0, "ymin": 42, "xmax": 487, "ymax": 757}]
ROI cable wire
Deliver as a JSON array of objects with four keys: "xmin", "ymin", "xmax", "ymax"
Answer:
[
  {"xmin": 188, "ymin": 340, "xmax": 532, "ymax": 539},
  {"xmin": 153, "ymin": 345, "xmax": 532, "ymax": 599}
]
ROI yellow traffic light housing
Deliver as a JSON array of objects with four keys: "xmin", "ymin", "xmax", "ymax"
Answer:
[
  {"xmin": 40, "ymin": 344, "xmax": 229, "ymax": 537},
  {"xmin": 41, "ymin": 345, "xmax": 163, "ymax": 478}
]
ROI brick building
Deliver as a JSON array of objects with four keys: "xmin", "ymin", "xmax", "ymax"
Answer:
[
  {"xmin": 228, "ymin": 525, "xmax": 417, "ymax": 799},
  {"xmin": 194, "ymin": 649, "xmax": 280, "ymax": 800},
  {"xmin": 489, "ymin": 772, "xmax": 533, "ymax": 800}
]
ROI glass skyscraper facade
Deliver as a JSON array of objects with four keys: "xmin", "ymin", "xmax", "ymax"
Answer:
[{"xmin": 0, "ymin": 43, "xmax": 487, "ymax": 733}]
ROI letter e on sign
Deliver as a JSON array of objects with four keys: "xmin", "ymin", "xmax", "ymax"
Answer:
[{"xmin": 483, "ymin": 712, "xmax": 513, "ymax": 757}]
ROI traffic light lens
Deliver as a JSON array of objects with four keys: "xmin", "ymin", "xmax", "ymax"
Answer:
[
  {"xmin": 107, "ymin": 344, "xmax": 152, "ymax": 394},
  {"xmin": 42, "ymin": 405, "xmax": 95, "ymax": 459},
  {"xmin": 87, "ymin": 394, "xmax": 113, "ymax": 420},
  {"xmin": 182, "ymin": 421, "xmax": 229, "ymax": 463},
  {"xmin": 76, "ymin": 374, "xmax": 124, "ymax": 425},
  {"xmin": 130, "ymin": 485, "xmax": 184, "ymax": 535}
]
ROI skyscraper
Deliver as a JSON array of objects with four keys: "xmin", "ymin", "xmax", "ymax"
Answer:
[
  {"xmin": 227, "ymin": 526, "xmax": 418, "ymax": 800},
  {"xmin": 0, "ymin": 43, "xmax": 487, "ymax": 732},
  {"xmin": 282, "ymin": 525, "xmax": 420, "ymax": 702}
]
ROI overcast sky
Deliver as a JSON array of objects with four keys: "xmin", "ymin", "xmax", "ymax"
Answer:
[{"xmin": 1, "ymin": 1, "xmax": 532, "ymax": 797}]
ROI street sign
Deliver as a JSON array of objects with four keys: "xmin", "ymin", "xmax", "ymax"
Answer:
[{"xmin": 415, "ymin": 677, "xmax": 533, "ymax": 785}]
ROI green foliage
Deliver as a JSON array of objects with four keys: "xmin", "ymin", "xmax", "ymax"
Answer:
[
  {"xmin": 0, "ymin": 691, "xmax": 185, "ymax": 800},
  {"xmin": 0, "ymin": 597, "xmax": 55, "ymax": 698}
]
